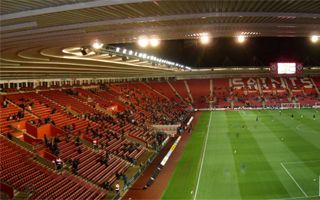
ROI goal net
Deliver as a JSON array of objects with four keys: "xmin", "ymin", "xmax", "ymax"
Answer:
[
  {"xmin": 314, "ymin": 102, "xmax": 320, "ymax": 108},
  {"xmin": 281, "ymin": 103, "xmax": 301, "ymax": 109}
]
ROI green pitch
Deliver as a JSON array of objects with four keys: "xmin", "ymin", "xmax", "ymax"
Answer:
[{"xmin": 162, "ymin": 109, "xmax": 320, "ymax": 200}]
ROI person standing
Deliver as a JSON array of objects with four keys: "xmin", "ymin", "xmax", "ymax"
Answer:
[{"xmin": 115, "ymin": 183, "xmax": 120, "ymax": 194}]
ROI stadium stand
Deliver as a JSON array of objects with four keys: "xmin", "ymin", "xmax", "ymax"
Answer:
[
  {"xmin": 1, "ymin": 1, "xmax": 320, "ymax": 199},
  {"xmin": 187, "ymin": 79, "xmax": 211, "ymax": 108},
  {"xmin": 0, "ymin": 76, "xmax": 319, "ymax": 199},
  {"xmin": 0, "ymin": 81, "xmax": 194, "ymax": 191}
]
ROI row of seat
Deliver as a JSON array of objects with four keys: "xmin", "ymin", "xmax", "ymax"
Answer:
[{"xmin": 0, "ymin": 137, "xmax": 106, "ymax": 199}]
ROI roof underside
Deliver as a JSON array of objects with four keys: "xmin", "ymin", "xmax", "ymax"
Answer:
[{"xmin": 1, "ymin": 0, "xmax": 320, "ymax": 79}]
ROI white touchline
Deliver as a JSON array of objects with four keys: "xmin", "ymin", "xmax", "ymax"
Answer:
[
  {"xmin": 193, "ymin": 111, "xmax": 213, "ymax": 200},
  {"xmin": 280, "ymin": 162, "xmax": 308, "ymax": 197}
]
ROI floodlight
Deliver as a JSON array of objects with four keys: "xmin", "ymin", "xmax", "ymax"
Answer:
[
  {"xmin": 237, "ymin": 35, "xmax": 246, "ymax": 43},
  {"xmin": 150, "ymin": 38, "xmax": 160, "ymax": 47},
  {"xmin": 310, "ymin": 35, "xmax": 319, "ymax": 43},
  {"xmin": 138, "ymin": 37, "xmax": 149, "ymax": 48},
  {"xmin": 92, "ymin": 41, "xmax": 103, "ymax": 49},
  {"xmin": 199, "ymin": 34, "xmax": 210, "ymax": 45}
]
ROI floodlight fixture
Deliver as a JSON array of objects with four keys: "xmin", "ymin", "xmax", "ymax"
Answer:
[
  {"xmin": 310, "ymin": 35, "xmax": 319, "ymax": 43},
  {"xmin": 138, "ymin": 37, "xmax": 149, "ymax": 48},
  {"xmin": 150, "ymin": 38, "xmax": 160, "ymax": 47},
  {"xmin": 199, "ymin": 33, "xmax": 210, "ymax": 45},
  {"xmin": 237, "ymin": 35, "xmax": 246, "ymax": 43},
  {"xmin": 92, "ymin": 41, "xmax": 103, "ymax": 49}
]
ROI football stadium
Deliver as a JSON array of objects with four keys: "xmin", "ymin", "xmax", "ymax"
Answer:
[{"xmin": 0, "ymin": 1, "xmax": 320, "ymax": 200}]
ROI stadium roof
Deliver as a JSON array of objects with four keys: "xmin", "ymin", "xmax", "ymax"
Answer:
[{"xmin": 1, "ymin": 0, "xmax": 320, "ymax": 80}]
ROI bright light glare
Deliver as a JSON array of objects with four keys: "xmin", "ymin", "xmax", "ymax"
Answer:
[
  {"xmin": 150, "ymin": 38, "xmax": 160, "ymax": 47},
  {"xmin": 199, "ymin": 34, "xmax": 210, "ymax": 45},
  {"xmin": 310, "ymin": 35, "xmax": 319, "ymax": 43},
  {"xmin": 138, "ymin": 37, "xmax": 149, "ymax": 48},
  {"xmin": 277, "ymin": 63, "xmax": 296, "ymax": 74},
  {"xmin": 237, "ymin": 35, "xmax": 246, "ymax": 43},
  {"xmin": 92, "ymin": 41, "xmax": 103, "ymax": 49}
]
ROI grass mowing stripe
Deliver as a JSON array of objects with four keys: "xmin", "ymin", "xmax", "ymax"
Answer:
[
  {"xmin": 280, "ymin": 162, "xmax": 308, "ymax": 197},
  {"xmin": 193, "ymin": 111, "xmax": 212, "ymax": 200},
  {"xmin": 262, "ymin": 110, "xmax": 320, "ymax": 175},
  {"xmin": 225, "ymin": 111, "xmax": 289, "ymax": 199},
  {"xmin": 195, "ymin": 111, "xmax": 242, "ymax": 199},
  {"xmin": 162, "ymin": 112, "xmax": 210, "ymax": 199},
  {"xmin": 291, "ymin": 109, "xmax": 320, "ymax": 133},
  {"xmin": 256, "ymin": 110, "xmax": 320, "ymax": 196},
  {"xmin": 239, "ymin": 110, "xmax": 304, "ymax": 198},
  {"xmin": 163, "ymin": 110, "xmax": 319, "ymax": 199}
]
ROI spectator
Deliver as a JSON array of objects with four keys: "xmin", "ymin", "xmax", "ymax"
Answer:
[
  {"xmin": 115, "ymin": 183, "xmax": 120, "ymax": 194},
  {"xmin": 53, "ymin": 158, "xmax": 63, "ymax": 173},
  {"xmin": 2, "ymin": 99, "xmax": 8, "ymax": 108},
  {"xmin": 93, "ymin": 139, "xmax": 98, "ymax": 149},
  {"xmin": 75, "ymin": 135, "xmax": 81, "ymax": 146}
]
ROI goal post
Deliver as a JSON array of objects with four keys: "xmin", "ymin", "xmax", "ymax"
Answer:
[{"xmin": 281, "ymin": 103, "xmax": 301, "ymax": 109}]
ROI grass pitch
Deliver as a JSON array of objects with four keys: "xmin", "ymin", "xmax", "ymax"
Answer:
[{"xmin": 162, "ymin": 109, "xmax": 320, "ymax": 200}]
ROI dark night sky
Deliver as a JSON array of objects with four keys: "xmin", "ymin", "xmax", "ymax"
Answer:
[{"xmin": 116, "ymin": 37, "xmax": 320, "ymax": 68}]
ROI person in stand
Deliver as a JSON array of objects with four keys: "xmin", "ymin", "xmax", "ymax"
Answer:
[
  {"xmin": 102, "ymin": 182, "xmax": 112, "ymax": 190},
  {"xmin": 7, "ymin": 132, "xmax": 12, "ymax": 140},
  {"xmin": 27, "ymin": 104, "xmax": 32, "ymax": 111},
  {"xmin": 17, "ymin": 110, "xmax": 24, "ymax": 119},
  {"xmin": 2, "ymin": 99, "xmax": 8, "ymax": 108},
  {"xmin": 123, "ymin": 174, "xmax": 128, "ymax": 186},
  {"xmin": 53, "ymin": 158, "xmax": 63, "ymax": 174},
  {"xmin": 115, "ymin": 183, "xmax": 120, "ymax": 194},
  {"xmin": 103, "ymin": 151, "xmax": 110, "ymax": 165},
  {"xmin": 75, "ymin": 135, "xmax": 81, "ymax": 146},
  {"xmin": 65, "ymin": 133, "xmax": 71, "ymax": 143},
  {"xmin": 72, "ymin": 159, "xmax": 79, "ymax": 174},
  {"xmin": 93, "ymin": 139, "xmax": 98, "ymax": 149},
  {"xmin": 51, "ymin": 120, "xmax": 56, "ymax": 126}
]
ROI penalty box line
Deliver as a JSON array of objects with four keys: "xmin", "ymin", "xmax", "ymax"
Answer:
[
  {"xmin": 282, "ymin": 160, "xmax": 320, "ymax": 165},
  {"xmin": 269, "ymin": 194, "xmax": 319, "ymax": 200},
  {"xmin": 280, "ymin": 162, "xmax": 308, "ymax": 198}
]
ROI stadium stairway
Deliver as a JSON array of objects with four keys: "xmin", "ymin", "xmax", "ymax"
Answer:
[
  {"xmin": 184, "ymin": 80, "xmax": 194, "ymax": 103},
  {"xmin": 147, "ymin": 81, "xmax": 181, "ymax": 102},
  {"xmin": 0, "ymin": 136, "xmax": 106, "ymax": 200},
  {"xmin": 166, "ymin": 80, "xmax": 190, "ymax": 104},
  {"xmin": 187, "ymin": 79, "xmax": 210, "ymax": 108}
]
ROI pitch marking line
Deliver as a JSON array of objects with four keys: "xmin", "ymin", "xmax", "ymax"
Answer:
[
  {"xmin": 295, "ymin": 124, "xmax": 303, "ymax": 131},
  {"xmin": 269, "ymin": 194, "xmax": 319, "ymax": 200},
  {"xmin": 283, "ymin": 160, "xmax": 320, "ymax": 165},
  {"xmin": 280, "ymin": 162, "xmax": 308, "ymax": 198},
  {"xmin": 193, "ymin": 111, "xmax": 213, "ymax": 200}
]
